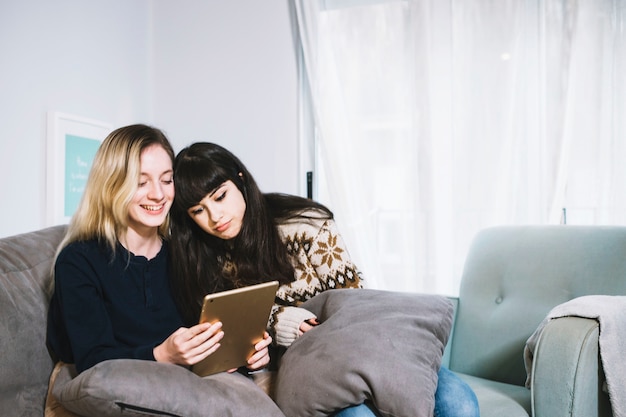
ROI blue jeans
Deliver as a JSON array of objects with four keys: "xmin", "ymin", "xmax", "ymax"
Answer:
[
  {"xmin": 332, "ymin": 402, "xmax": 378, "ymax": 417},
  {"xmin": 333, "ymin": 367, "xmax": 479, "ymax": 417},
  {"xmin": 433, "ymin": 366, "xmax": 479, "ymax": 417}
]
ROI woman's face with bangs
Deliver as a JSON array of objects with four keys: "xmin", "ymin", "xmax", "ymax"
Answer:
[{"xmin": 185, "ymin": 180, "xmax": 246, "ymax": 240}]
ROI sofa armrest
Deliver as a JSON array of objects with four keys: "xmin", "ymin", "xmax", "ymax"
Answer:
[{"xmin": 530, "ymin": 316, "xmax": 612, "ymax": 417}]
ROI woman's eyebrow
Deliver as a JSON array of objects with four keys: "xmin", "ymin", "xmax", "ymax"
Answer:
[
  {"xmin": 140, "ymin": 168, "xmax": 173, "ymax": 177},
  {"xmin": 208, "ymin": 182, "xmax": 226, "ymax": 198}
]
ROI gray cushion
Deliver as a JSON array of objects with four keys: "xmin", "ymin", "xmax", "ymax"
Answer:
[
  {"xmin": 53, "ymin": 359, "xmax": 285, "ymax": 417},
  {"xmin": 274, "ymin": 289, "xmax": 454, "ymax": 417}
]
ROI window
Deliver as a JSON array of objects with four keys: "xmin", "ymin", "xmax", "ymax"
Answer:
[{"xmin": 296, "ymin": 0, "xmax": 626, "ymax": 295}]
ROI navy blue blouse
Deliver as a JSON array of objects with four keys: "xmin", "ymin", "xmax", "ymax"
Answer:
[{"xmin": 47, "ymin": 239, "xmax": 184, "ymax": 373}]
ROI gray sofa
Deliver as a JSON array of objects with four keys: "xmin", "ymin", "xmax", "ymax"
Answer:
[
  {"xmin": 0, "ymin": 225, "xmax": 67, "ymax": 417},
  {"xmin": 0, "ymin": 225, "xmax": 286, "ymax": 417},
  {"xmin": 0, "ymin": 224, "xmax": 451, "ymax": 417},
  {"xmin": 1, "ymin": 224, "xmax": 624, "ymax": 416}
]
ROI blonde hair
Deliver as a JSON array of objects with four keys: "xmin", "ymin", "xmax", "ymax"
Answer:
[{"xmin": 57, "ymin": 124, "xmax": 175, "ymax": 255}]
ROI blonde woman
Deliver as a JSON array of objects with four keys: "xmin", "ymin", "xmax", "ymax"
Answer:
[
  {"xmin": 46, "ymin": 124, "xmax": 258, "ymax": 374},
  {"xmin": 45, "ymin": 124, "xmax": 283, "ymax": 416}
]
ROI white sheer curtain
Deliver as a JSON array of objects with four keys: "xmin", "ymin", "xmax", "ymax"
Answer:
[{"xmin": 294, "ymin": 0, "xmax": 626, "ymax": 296}]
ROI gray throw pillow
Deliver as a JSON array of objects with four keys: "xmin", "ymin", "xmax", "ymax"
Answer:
[
  {"xmin": 52, "ymin": 359, "xmax": 285, "ymax": 417},
  {"xmin": 274, "ymin": 289, "xmax": 454, "ymax": 417}
]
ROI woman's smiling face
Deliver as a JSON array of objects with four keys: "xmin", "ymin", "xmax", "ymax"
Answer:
[
  {"xmin": 127, "ymin": 144, "xmax": 174, "ymax": 234},
  {"xmin": 187, "ymin": 180, "xmax": 246, "ymax": 240}
]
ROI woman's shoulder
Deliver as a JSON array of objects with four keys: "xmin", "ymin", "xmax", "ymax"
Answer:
[
  {"xmin": 276, "ymin": 212, "xmax": 341, "ymax": 250},
  {"xmin": 57, "ymin": 238, "xmax": 110, "ymax": 264},
  {"xmin": 59, "ymin": 238, "xmax": 98, "ymax": 253},
  {"xmin": 278, "ymin": 210, "xmax": 330, "ymax": 231}
]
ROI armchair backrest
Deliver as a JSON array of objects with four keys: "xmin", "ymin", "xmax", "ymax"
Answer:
[{"xmin": 448, "ymin": 225, "xmax": 626, "ymax": 386}]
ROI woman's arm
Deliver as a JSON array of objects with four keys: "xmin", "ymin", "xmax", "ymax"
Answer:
[
  {"xmin": 305, "ymin": 218, "xmax": 363, "ymax": 290},
  {"xmin": 268, "ymin": 217, "xmax": 363, "ymax": 347},
  {"xmin": 52, "ymin": 251, "xmax": 146, "ymax": 372},
  {"xmin": 50, "ymin": 241, "xmax": 222, "ymax": 373}
]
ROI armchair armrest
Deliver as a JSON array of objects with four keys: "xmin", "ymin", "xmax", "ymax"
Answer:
[{"xmin": 530, "ymin": 316, "xmax": 612, "ymax": 417}]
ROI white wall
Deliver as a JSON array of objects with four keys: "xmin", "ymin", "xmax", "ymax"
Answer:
[
  {"xmin": 151, "ymin": 0, "xmax": 300, "ymax": 197},
  {"xmin": 0, "ymin": 0, "xmax": 153, "ymax": 237},
  {"xmin": 0, "ymin": 0, "xmax": 300, "ymax": 237}
]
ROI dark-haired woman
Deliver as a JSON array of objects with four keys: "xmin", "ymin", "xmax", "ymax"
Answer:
[{"xmin": 169, "ymin": 142, "xmax": 479, "ymax": 417}]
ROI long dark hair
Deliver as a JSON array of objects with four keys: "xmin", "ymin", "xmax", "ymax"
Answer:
[{"xmin": 169, "ymin": 142, "xmax": 332, "ymax": 324}]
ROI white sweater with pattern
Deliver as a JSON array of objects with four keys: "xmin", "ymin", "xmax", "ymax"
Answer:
[{"xmin": 268, "ymin": 214, "xmax": 362, "ymax": 347}]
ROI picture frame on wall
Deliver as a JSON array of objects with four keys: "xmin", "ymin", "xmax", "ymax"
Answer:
[{"xmin": 46, "ymin": 112, "xmax": 112, "ymax": 226}]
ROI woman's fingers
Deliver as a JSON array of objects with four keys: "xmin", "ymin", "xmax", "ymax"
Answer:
[{"xmin": 246, "ymin": 332, "xmax": 272, "ymax": 370}]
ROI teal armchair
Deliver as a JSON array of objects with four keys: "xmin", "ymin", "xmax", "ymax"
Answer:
[{"xmin": 442, "ymin": 226, "xmax": 624, "ymax": 417}]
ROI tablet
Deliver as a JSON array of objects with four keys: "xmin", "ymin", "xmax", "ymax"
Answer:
[{"xmin": 191, "ymin": 280, "xmax": 279, "ymax": 377}]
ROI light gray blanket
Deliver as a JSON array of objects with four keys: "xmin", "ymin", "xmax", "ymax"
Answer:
[{"xmin": 524, "ymin": 295, "xmax": 626, "ymax": 417}]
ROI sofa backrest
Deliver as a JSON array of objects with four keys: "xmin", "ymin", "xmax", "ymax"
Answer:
[
  {"xmin": 0, "ymin": 225, "xmax": 67, "ymax": 416},
  {"xmin": 448, "ymin": 225, "xmax": 626, "ymax": 386}
]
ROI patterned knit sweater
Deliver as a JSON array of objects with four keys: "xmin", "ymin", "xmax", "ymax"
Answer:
[{"xmin": 268, "ymin": 213, "xmax": 363, "ymax": 347}]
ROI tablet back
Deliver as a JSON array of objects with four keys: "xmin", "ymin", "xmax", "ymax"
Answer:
[{"xmin": 191, "ymin": 280, "xmax": 279, "ymax": 376}]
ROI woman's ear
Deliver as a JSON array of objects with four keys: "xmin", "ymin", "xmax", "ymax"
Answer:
[{"xmin": 238, "ymin": 172, "xmax": 244, "ymax": 179}]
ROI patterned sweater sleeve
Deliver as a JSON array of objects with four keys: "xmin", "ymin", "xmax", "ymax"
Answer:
[{"xmin": 268, "ymin": 215, "xmax": 363, "ymax": 347}]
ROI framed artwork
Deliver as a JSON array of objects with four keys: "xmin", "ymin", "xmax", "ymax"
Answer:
[{"xmin": 46, "ymin": 112, "xmax": 112, "ymax": 225}]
